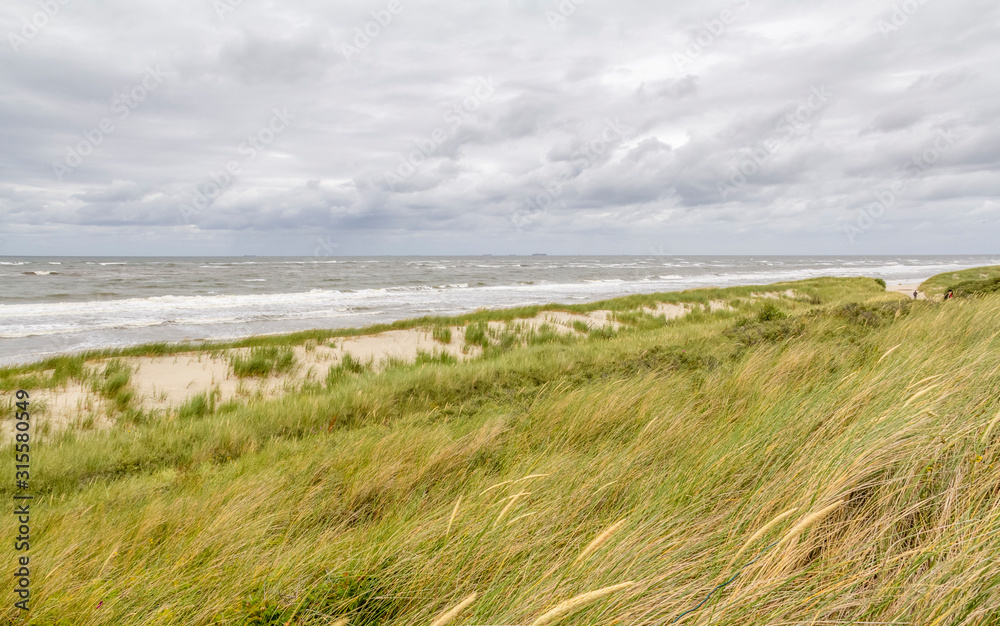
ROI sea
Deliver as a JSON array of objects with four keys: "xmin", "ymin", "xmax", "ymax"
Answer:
[{"xmin": 1, "ymin": 255, "xmax": 996, "ymax": 367}]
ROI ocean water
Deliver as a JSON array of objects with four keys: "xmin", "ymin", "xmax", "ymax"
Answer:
[{"xmin": 1, "ymin": 255, "xmax": 996, "ymax": 366}]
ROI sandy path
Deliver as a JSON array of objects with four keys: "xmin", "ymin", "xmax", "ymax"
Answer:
[{"xmin": 887, "ymin": 281, "xmax": 927, "ymax": 300}]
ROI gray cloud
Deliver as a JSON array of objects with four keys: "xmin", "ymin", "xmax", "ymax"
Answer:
[{"xmin": 0, "ymin": 0, "xmax": 998, "ymax": 255}]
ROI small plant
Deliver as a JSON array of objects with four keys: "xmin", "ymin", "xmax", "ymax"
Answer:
[
  {"xmin": 572, "ymin": 320, "xmax": 590, "ymax": 334},
  {"xmin": 526, "ymin": 323, "xmax": 566, "ymax": 346},
  {"xmin": 327, "ymin": 353, "xmax": 370, "ymax": 386},
  {"xmin": 432, "ymin": 326, "xmax": 452, "ymax": 344},
  {"xmin": 588, "ymin": 325, "xmax": 618, "ymax": 340},
  {"xmin": 725, "ymin": 313, "xmax": 803, "ymax": 346},
  {"xmin": 230, "ymin": 347, "xmax": 296, "ymax": 378},
  {"xmin": 178, "ymin": 392, "xmax": 215, "ymax": 420},
  {"xmin": 756, "ymin": 302, "xmax": 787, "ymax": 322},
  {"xmin": 95, "ymin": 360, "xmax": 134, "ymax": 411},
  {"xmin": 464, "ymin": 321, "xmax": 490, "ymax": 349},
  {"xmin": 415, "ymin": 350, "xmax": 458, "ymax": 366},
  {"xmin": 49, "ymin": 356, "xmax": 86, "ymax": 386},
  {"xmin": 874, "ymin": 277, "xmax": 887, "ymax": 289}
]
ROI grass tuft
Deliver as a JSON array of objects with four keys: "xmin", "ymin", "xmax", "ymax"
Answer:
[{"xmin": 230, "ymin": 346, "xmax": 296, "ymax": 378}]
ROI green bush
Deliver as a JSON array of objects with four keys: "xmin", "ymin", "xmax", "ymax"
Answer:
[{"xmin": 756, "ymin": 302, "xmax": 787, "ymax": 322}]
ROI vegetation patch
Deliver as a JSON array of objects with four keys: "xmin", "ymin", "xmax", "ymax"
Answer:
[
  {"xmin": 230, "ymin": 346, "xmax": 296, "ymax": 378},
  {"xmin": 326, "ymin": 353, "xmax": 370, "ymax": 386},
  {"xmin": 432, "ymin": 325, "xmax": 452, "ymax": 344}
]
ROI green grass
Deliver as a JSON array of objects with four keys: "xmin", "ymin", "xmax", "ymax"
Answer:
[
  {"xmin": 177, "ymin": 392, "xmax": 216, "ymax": 421},
  {"xmin": 6, "ymin": 275, "xmax": 1000, "ymax": 624},
  {"xmin": 229, "ymin": 346, "xmax": 296, "ymax": 378},
  {"xmin": 432, "ymin": 326, "xmax": 452, "ymax": 345},
  {"xmin": 415, "ymin": 350, "xmax": 458, "ymax": 366},
  {"xmin": 920, "ymin": 264, "xmax": 1000, "ymax": 298},
  {"xmin": 94, "ymin": 360, "xmax": 134, "ymax": 412},
  {"xmin": 464, "ymin": 321, "xmax": 490, "ymax": 349},
  {"xmin": 326, "ymin": 353, "xmax": 371, "ymax": 386}
]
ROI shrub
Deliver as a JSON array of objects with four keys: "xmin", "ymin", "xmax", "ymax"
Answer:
[
  {"xmin": 832, "ymin": 301, "xmax": 910, "ymax": 327},
  {"xmin": 725, "ymin": 315, "xmax": 803, "ymax": 346},
  {"xmin": 756, "ymin": 302, "xmax": 787, "ymax": 322}
]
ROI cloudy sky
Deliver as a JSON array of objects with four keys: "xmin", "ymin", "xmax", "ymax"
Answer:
[{"xmin": 0, "ymin": 0, "xmax": 997, "ymax": 256}]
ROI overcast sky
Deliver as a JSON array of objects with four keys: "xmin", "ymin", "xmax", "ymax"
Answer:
[{"xmin": 0, "ymin": 0, "xmax": 997, "ymax": 256}]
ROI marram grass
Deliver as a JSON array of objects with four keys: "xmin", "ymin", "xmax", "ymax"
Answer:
[{"xmin": 2, "ymin": 276, "xmax": 1000, "ymax": 624}]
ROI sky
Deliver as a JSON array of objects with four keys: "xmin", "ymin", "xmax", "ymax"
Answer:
[{"xmin": 0, "ymin": 0, "xmax": 998, "ymax": 256}]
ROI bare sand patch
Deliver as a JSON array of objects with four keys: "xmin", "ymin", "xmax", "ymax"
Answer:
[
  {"xmin": 643, "ymin": 300, "xmax": 732, "ymax": 318},
  {"xmin": 750, "ymin": 289, "xmax": 802, "ymax": 301},
  {"xmin": 126, "ymin": 353, "xmax": 288, "ymax": 412},
  {"xmin": 333, "ymin": 328, "xmax": 468, "ymax": 366},
  {"xmin": 2, "ymin": 383, "xmax": 109, "ymax": 438},
  {"xmin": 488, "ymin": 310, "xmax": 620, "ymax": 335},
  {"xmin": 887, "ymin": 281, "xmax": 926, "ymax": 300},
  {"xmin": 643, "ymin": 302, "xmax": 690, "ymax": 319}
]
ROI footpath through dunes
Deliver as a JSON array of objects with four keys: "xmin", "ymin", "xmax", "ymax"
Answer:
[
  {"xmin": 0, "ymin": 281, "xmax": 824, "ymax": 438},
  {"xmin": 9, "ymin": 274, "xmax": 1000, "ymax": 624}
]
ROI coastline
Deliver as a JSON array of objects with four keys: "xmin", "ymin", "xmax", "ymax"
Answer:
[
  {"xmin": 1, "ymin": 275, "xmax": 920, "ymax": 438},
  {"xmin": 3, "ymin": 254, "xmax": 990, "ymax": 368}
]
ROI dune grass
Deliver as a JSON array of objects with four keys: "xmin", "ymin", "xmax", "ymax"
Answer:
[
  {"xmin": 229, "ymin": 346, "xmax": 297, "ymax": 378},
  {"xmin": 3, "ymin": 275, "xmax": 1000, "ymax": 624},
  {"xmin": 919, "ymin": 264, "xmax": 1000, "ymax": 297}
]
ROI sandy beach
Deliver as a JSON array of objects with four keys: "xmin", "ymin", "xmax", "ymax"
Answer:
[{"xmin": 886, "ymin": 281, "xmax": 927, "ymax": 300}]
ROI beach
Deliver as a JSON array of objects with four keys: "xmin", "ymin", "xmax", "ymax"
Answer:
[
  {"xmin": 0, "ymin": 276, "xmax": 925, "ymax": 438},
  {"xmin": 3, "ymin": 255, "xmax": 995, "ymax": 367}
]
